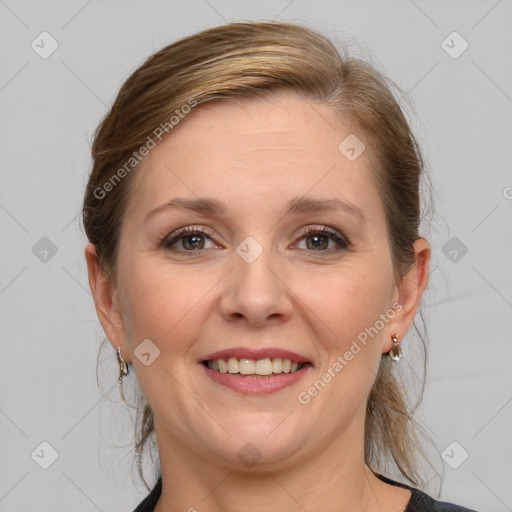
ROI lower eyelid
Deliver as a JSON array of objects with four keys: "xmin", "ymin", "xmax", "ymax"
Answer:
[
  {"xmin": 163, "ymin": 231, "xmax": 215, "ymax": 250},
  {"xmin": 294, "ymin": 233, "xmax": 348, "ymax": 251},
  {"xmin": 162, "ymin": 227, "xmax": 349, "ymax": 252},
  {"xmin": 296, "ymin": 227, "xmax": 349, "ymax": 247}
]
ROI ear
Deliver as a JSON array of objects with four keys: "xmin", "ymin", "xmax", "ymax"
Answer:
[
  {"xmin": 382, "ymin": 237, "xmax": 431, "ymax": 353},
  {"xmin": 84, "ymin": 243, "xmax": 131, "ymax": 362}
]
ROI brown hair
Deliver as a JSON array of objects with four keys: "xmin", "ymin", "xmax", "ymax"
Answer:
[{"xmin": 83, "ymin": 21, "xmax": 431, "ymax": 490}]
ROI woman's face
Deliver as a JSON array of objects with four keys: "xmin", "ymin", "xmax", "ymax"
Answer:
[{"xmin": 88, "ymin": 91, "xmax": 429, "ymax": 470}]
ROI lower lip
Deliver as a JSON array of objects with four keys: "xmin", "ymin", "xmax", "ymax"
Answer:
[{"xmin": 200, "ymin": 363, "xmax": 311, "ymax": 395}]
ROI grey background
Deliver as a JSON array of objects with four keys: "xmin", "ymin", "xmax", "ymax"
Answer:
[{"xmin": 1, "ymin": 0, "xmax": 511, "ymax": 510}]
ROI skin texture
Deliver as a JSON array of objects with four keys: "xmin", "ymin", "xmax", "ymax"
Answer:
[{"xmin": 86, "ymin": 90, "xmax": 430, "ymax": 512}]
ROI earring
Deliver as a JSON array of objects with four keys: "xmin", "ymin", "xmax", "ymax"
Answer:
[
  {"xmin": 389, "ymin": 334, "xmax": 402, "ymax": 362},
  {"xmin": 117, "ymin": 347, "xmax": 129, "ymax": 401}
]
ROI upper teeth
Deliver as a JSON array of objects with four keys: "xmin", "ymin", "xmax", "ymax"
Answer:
[{"xmin": 207, "ymin": 357, "xmax": 302, "ymax": 375}]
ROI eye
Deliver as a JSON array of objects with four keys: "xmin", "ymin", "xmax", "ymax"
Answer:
[
  {"xmin": 294, "ymin": 225, "xmax": 349, "ymax": 253},
  {"xmin": 162, "ymin": 226, "xmax": 218, "ymax": 253},
  {"xmin": 162, "ymin": 225, "xmax": 350, "ymax": 255}
]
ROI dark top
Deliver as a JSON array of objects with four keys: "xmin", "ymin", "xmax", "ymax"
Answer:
[{"xmin": 132, "ymin": 473, "xmax": 479, "ymax": 511}]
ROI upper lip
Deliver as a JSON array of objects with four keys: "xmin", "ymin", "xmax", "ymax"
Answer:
[{"xmin": 201, "ymin": 347, "xmax": 312, "ymax": 364}]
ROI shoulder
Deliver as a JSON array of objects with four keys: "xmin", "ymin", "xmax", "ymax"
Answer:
[
  {"xmin": 131, "ymin": 475, "xmax": 162, "ymax": 512},
  {"xmin": 377, "ymin": 474, "xmax": 481, "ymax": 512},
  {"xmin": 133, "ymin": 473, "xmax": 483, "ymax": 512},
  {"xmin": 407, "ymin": 487, "xmax": 481, "ymax": 512}
]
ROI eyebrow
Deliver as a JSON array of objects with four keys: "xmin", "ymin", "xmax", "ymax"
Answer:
[{"xmin": 144, "ymin": 196, "xmax": 366, "ymax": 223}]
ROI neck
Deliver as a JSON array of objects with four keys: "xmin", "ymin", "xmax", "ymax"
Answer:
[{"xmin": 151, "ymin": 422, "xmax": 410, "ymax": 512}]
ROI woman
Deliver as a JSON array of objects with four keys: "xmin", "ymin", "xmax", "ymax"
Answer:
[{"xmin": 83, "ymin": 21, "xmax": 479, "ymax": 512}]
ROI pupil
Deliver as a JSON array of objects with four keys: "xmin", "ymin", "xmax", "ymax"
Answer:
[
  {"xmin": 185, "ymin": 235, "xmax": 203, "ymax": 250},
  {"xmin": 309, "ymin": 234, "xmax": 327, "ymax": 250}
]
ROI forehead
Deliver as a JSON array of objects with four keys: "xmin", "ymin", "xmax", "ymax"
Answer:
[
  {"xmin": 127, "ymin": 91, "xmax": 383, "ymax": 223},
  {"xmin": 154, "ymin": 91, "xmax": 351, "ymax": 158}
]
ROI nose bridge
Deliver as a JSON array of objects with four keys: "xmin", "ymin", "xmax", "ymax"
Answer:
[{"xmin": 219, "ymin": 232, "xmax": 291, "ymax": 325}]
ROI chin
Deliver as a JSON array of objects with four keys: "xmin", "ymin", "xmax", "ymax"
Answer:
[{"xmin": 201, "ymin": 417, "xmax": 310, "ymax": 471}]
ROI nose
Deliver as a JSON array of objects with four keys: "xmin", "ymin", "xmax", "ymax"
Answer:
[{"xmin": 218, "ymin": 244, "xmax": 293, "ymax": 328}]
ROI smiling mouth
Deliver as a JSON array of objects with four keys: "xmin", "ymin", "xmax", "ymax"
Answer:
[{"xmin": 202, "ymin": 357, "xmax": 310, "ymax": 378}]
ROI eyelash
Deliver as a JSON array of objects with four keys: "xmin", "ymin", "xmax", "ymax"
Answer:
[{"xmin": 161, "ymin": 225, "xmax": 350, "ymax": 255}]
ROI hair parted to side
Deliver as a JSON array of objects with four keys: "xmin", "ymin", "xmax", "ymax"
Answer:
[{"xmin": 82, "ymin": 21, "xmax": 432, "ymax": 491}]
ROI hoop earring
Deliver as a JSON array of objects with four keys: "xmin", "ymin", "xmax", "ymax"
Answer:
[
  {"xmin": 389, "ymin": 334, "xmax": 402, "ymax": 362},
  {"xmin": 117, "ymin": 347, "xmax": 129, "ymax": 401}
]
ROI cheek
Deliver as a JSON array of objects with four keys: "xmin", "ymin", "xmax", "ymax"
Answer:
[
  {"xmin": 116, "ymin": 261, "xmax": 210, "ymax": 408},
  {"xmin": 296, "ymin": 262, "xmax": 392, "ymax": 363},
  {"xmin": 118, "ymin": 259, "xmax": 206, "ymax": 349},
  {"xmin": 289, "ymin": 264, "xmax": 392, "ymax": 434}
]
